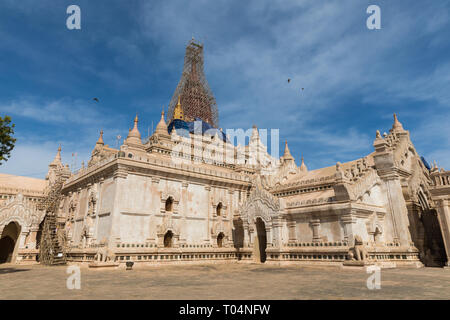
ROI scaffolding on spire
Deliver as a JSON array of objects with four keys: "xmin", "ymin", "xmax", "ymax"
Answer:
[{"xmin": 167, "ymin": 39, "xmax": 219, "ymax": 128}]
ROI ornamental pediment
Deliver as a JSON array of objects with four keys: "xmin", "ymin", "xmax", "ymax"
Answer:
[{"xmin": 0, "ymin": 193, "xmax": 44, "ymax": 229}]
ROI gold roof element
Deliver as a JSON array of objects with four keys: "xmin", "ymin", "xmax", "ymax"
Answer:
[{"xmin": 173, "ymin": 96, "xmax": 185, "ymax": 121}]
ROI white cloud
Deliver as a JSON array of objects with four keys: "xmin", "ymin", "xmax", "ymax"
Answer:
[
  {"xmin": 0, "ymin": 97, "xmax": 103, "ymax": 125},
  {"xmin": 0, "ymin": 140, "xmax": 92, "ymax": 179}
]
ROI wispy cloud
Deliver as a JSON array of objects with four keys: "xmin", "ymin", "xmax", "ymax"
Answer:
[
  {"xmin": 0, "ymin": 97, "xmax": 102, "ymax": 124},
  {"xmin": 0, "ymin": 0, "xmax": 449, "ymax": 177}
]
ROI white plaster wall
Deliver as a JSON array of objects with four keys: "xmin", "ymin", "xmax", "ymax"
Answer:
[
  {"xmin": 353, "ymin": 218, "xmax": 370, "ymax": 242},
  {"xmin": 319, "ymin": 218, "xmax": 343, "ymax": 242},
  {"xmin": 95, "ymin": 178, "xmax": 115, "ymax": 242},
  {"xmin": 295, "ymin": 218, "xmax": 314, "ymax": 242},
  {"xmin": 120, "ymin": 213, "xmax": 150, "ymax": 242},
  {"xmin": 96, "ymin": 213, "xmax": 112, "ymax": 241}
]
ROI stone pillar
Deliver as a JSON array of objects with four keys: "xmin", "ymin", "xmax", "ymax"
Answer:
[
  {"xmin": 287, "ymin": 219, "xmax": 297, "ymax": 243},
  {"xmin": 18, "ymin": 231, "xmax": 28, "ymax": 249},
  {"xmin": 93, "ymin": 179, "xmax": 104, "ymax": 243},
  {"xmin": 243, "ymin": 223, "xmax": 250, "ymax": 248},
  {"xmin": 179, "ymin": 181, "xmax": 189, "ymax": 246},
  {"xmin": 436, "ymin": 199, "xmax": 450, "ymax": 266},
  {"xmin": 271, "ymin": 217, "xmax": 283, "ymax": 248},
  {"xmin": 248, "ymin": 225, "xmax": 255, "ymax": 247},
  {"xmin": 373, "ymin": 132, "xmax": 412, "ymax": 247},
  {"xmin": 382, "ymin": 175, "xmax": 412, "ymax": 245},
  {"xmin": 204, "ymin": 185, "xmax": 211, "ymax": 244},
  {"xmin": 27, "ymin": 226, "xmax": 39, "ymax": 249},
  {"xmin": 110, "ymin": 167, "xmax": 128, "ymax": 244},
  {"xmin": 310, "ymin": 219, "xmax": 321, "ymax": 242},
  {"xmin": 265, "ymin": 226, "xmax": 273, "ymax": 248},
  {"xmin": 341, "ymin": 214, "xmax": 356, "ymax": 244}
]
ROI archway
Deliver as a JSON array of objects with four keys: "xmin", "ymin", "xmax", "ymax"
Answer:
[
  {"xmin": 164, "ymin": 230, "xmax": 173, "ymax": 248},
  {"xmin": 255, "ymin": 218, "xmax": 267, "ymax": 263},
  {"xmin": 165, "ymin": 197, "xmax": 174, "ymax": 212},
  {"xmin": 421, "ymin": 209, "xmax": 447, "ymax": 266},
  {"xmin": 216, "ymin": 202, "xmax": 223, "ymax": 216},
  {"xmin": 217, "ymin": 232, "xmax": 224, "ymax": 248},
  {"xmin": 373, "ymin": 227, "xmax": 382, "ymax": 244},
  {"xmin": 0, "ymin": 222, "xmax": 21, "ymax": 263}
]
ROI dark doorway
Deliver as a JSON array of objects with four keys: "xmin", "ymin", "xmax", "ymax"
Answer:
[
  {"xmin": 216, "ymin": 202, "xmax": 222, "ymax": 216},
  {"xmin": 421, "ymin": 209, "xmax": 447, "ymax": 266},
  {"xmin": 217, "ymin": 232, "xmax": 224, "ymax": 248},
  {"xmin": 233, "ymin": 218, "xmax": 244, "ymax": 249},
  {"xmin": 255, "ymin": 218, "xmax": 267, "ymax": 263},
  {"xmin": 0, "ymin": 237, "xmax": 15, "ymax": 263},
  {"xmin": 0, "ymin": 222, "xmax": 20, "ymax": 263},
  {"xmin": 165, "ymin": 197, "xmax": 174, "ymax": 212},
  {"xmin": 164, "ymin": 231, "xmax": 173, "ymax": 248}
]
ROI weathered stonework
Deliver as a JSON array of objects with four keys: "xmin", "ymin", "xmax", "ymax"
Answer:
[{"xmin": 1, "ymin": 41, "xmax": 449, "ymax": 268}]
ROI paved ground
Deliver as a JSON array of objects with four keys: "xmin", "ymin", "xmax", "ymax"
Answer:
[{"xmin": 0, "ymin": 263, "xmax": 449, "ymax": 299}]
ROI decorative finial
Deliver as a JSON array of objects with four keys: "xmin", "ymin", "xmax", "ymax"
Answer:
[
  {"xmin": 300, "ymin": 154, "xmax": 308, "ymax": 172},
  {"xmin": 392, "ymin": 113, "xmax": 404, "ymax": 131},
  {"xmin": 282, "ymin": 140, "xmax": 294, "ymax": 161},
  {"xmin": 376, "ymin": 130, "xmax": 382, "ymax": 139},
  {"xmin": 96, "ymin": 129, "xmax": 104, "ymax": 145},
  {"xmin": 173, "ymin": 96, "xmax": 185, "ymax": 120}
]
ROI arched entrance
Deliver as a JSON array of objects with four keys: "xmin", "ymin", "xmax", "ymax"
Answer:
[
  {"xmin": 373, "ymin": 227, "xmax": 382, "ymax": 244},
  {"xmin": 164, "ymin": 230, "xmax": 173, "ymax": 248},
  {"xmin": 421, "ymin": 209, "xmax": 447, "ymax": 266},
  {"xmin": 255, "ymin": 218, "xmax": 267, "ymax": 263},
  {"xmin": 217, "ymin": 232, "xmax": 224, "ymax": 248},
  {"xmin": 165, "ymin": 197, "xmax": 174, "ymax": 212},
  {"xmin": 0, "ymin": 222, "xmax": 21, "ymax": 263}
]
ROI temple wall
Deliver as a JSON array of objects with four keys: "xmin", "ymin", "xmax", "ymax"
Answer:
[
  {"xmin": 86, "ymin": 173, "xmax": 238, "ymax": 246},
  {"xmin": 294, "ymin": 218, "xmax": 313, "ymax": 242},
  {"xmin": 319, "ymin": 218, "xmax": 344, "ymax": 242}
]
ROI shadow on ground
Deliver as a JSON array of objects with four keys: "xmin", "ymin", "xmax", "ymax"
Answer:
[{"xmin": 0, "ymin": 267, "xmax": 30, "ymax": 275}]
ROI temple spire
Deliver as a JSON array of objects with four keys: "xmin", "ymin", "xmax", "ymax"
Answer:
[
  {"xmin": 125, "ymin": 114, "xmax": 143, "ymax": 146},
  {"xmin": 50, "ymin": 145, "xmax": 62, "ymax": 167},
  {"xmin": 392, "ymin": 113, "xmax": 405, "ymax": 131},
  {"xmin": 300, "ymin": 155, "xmax": 308, "ymax": 172},
  {"xmin": 168, "ymin": 40, "xmax": 219, "ymax": 127},
  {"xmin": 283, "ymin": 140, "xmax": 294, "ymax": 161},
  {"xmin": 96, "ymin": 129, "xmax": 104, "ymax": 145},
  {"xmin": 155, "ymin": 110, "xmax": 168, "ymax": 135},
  {"xmin": 173, "ymin": 96, "xmax": 185, "ymax": 120}
]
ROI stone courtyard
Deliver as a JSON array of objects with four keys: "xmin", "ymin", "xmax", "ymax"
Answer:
[{"xmin": 0, "ymin": 263, "xmax": 449, "ymax": 299}]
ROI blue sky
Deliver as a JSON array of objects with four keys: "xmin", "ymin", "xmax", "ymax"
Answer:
[{"xmin": 0, "ymin": 0, "xmax": 449, "ymax": 178}]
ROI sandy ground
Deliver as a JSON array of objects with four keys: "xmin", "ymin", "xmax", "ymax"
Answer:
[{"xmin": 0, "ymin": 262, "xmax": 449, "ymax": 299}]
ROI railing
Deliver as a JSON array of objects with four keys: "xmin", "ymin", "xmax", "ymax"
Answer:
[
  {"xmin": 64, "ymin": 152, "xmax": 251, "ymax": 186},
  {"xmin": 431, "ymin": 170, "xmax": 450, "ymax": 187}
]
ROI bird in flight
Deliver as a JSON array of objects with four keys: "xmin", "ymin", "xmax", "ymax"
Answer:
[
  {"xmin": 287, "ymin": 78, "xmax": 291, "ymax": 83},
  {"xmin": 93, "ymin": 97, "xmax": 99, "ymax": 102}
]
